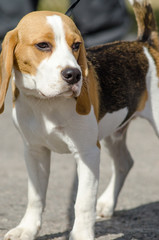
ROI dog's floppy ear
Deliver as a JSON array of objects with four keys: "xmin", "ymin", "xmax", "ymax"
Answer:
[
  {"xmin": 76, "ymin": 39, "xmax": 91, "ymax": 115},
  {"xmin": 0, "ymin": 29, "xmax": 18, "ymax": 113}
]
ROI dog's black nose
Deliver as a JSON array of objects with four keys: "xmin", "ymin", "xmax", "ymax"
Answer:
[{"xmin": 61, "ymin": 68, "xmax": 81, "ymax": 84}]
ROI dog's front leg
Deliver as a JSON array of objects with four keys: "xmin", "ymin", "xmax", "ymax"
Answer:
[
  {"xmin": 4, "ymin": 145, "xmax": 51, "ymax": 240},
  {"xmin": 70, "ymin": 147, "xmax": 100, "ymax": 240}
]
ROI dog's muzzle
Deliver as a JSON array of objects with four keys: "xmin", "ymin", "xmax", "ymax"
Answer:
[{"xmin": 61, "ymin": 67, "xmax": 81, "ymax": 85}]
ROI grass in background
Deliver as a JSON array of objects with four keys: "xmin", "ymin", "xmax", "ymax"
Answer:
[{"xmin": 38, "ymin": 0, "xmax": 69, "ymax": 13}]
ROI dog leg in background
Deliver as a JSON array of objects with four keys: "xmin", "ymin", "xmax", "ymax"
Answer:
[
  {"xmin": 70, "ymin": 147, "xmax": 100, "ymax": 240},
  {"xmin": 96, "ymin": 128, "xmax": 133, "ymax": 218},
  {"xmin": 4, "ymin": 146, "xmax": 51, "ymax": 240}
]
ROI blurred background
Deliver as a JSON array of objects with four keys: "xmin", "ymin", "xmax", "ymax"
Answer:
[
  {"xmin": 37, "ymin": 0, "xmax": 159, "ymax": 21},
  {"xmin": 37, "ymin": 0, "xmax": 159, "ymax": 27},
  {"xmin": 0, "ymin": 0, "xmax": 159, "ymax": 49},
  {"xmin": 38, "ymin": 0, "xmax": 159, "ymax": 43}
]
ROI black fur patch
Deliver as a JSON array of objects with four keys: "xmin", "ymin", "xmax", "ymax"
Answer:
[{"xmin": 87, "ymin": 41, "xmax": 149, "ymax": 121}]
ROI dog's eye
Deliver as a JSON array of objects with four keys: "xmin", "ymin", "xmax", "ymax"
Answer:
[
  {"xmin": 35, "ymin": 42, "xmax": 52, "ymax": 52},
  {"xmin": 72, "ymin": 42, "xmax": 81, "ymax": 52}
]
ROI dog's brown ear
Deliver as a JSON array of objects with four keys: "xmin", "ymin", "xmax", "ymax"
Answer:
[
  {"xmin": 76, "ymin": 39, "xmax": 91, "ymax": 115},
  {"xmin": 0, "ymin": 29, "xmax": 18, "ymax": 113}
]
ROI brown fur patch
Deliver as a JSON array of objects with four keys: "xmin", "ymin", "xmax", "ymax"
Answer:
[
  {"xmin": 133, "ymin": 1, "xmax": 148, "ymax": 40},
  {"xmin": 137, "ymin": 90, "xmax": 148, "ymax": 111},
  {"xmin": 0, "ymin": 29, "xmax": 18, "ymax": 113},
  {"xmin": 76, "ymin": 60, "xmax": 100, "ymax": 119},
  {"xmin": 76, "ymin": 77, "xmax": 91, "ymax": 115},
  {"xmin": 133, "ymin": 2, "xmax": 159, "ymax": 50},
  {"xmin": 87, "ymin": 61, "xmax": 100, "ymax": 120},
  {"xmin": 96, "ymin": 141, "xmax": 101, "ymax": 149},
  {"xmin": 14, "ymin": 11, "xmax": 56, "ymax": 75}
]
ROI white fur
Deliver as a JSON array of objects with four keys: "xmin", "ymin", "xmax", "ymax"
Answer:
[
  {"xmin": 139, "ymin": 47, "xmax": 159, "ymax": 135},
  {"xmin": 98, "ymin": 107, "xmax": 128, "ymax": 140},
  {"xmin": 6, "ymin": 88, "xmax": 100, "ymax": 240},
  {"xmin": 96, "ymin": 131, "xmax": 133, "ymax": 218},
  {"xmin": 7, "ymin": 93, "xmax": 131, "ymax": 240}
]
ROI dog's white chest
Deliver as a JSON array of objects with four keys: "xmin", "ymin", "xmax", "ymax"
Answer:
[
  {"xmin": 41, "ymin": 115, "xmax": 71, "ymax": 153},
  {"xmin": 13, "ymin": 96, "xmax": 78, "ymax": 154}
]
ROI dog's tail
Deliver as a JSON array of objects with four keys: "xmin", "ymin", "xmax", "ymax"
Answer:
[{"xmin": 129, "ymin": 0, "xmax": 159, "ymax": 50}]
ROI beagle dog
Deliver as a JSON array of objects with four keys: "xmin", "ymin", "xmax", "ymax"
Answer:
[{"xmin": 0, "ymin": 0, "xmax": 159, "ymax": 239}]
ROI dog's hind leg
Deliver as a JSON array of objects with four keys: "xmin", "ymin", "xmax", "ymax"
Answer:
[{"xmin": 96, "ymin": 125, "xmax": 133, "ymax": 218}]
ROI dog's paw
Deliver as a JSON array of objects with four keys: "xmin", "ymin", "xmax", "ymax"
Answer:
[
  {"xmin": 4, "ymin": 227, "xmax": 37, "ymax": 240},
  {"xmin": 69, "ymin": 231, "xmax": 94, "ymax": 240},
  {"xmin": 96, "ymin": 198, "xmax": 114, "ymax": 219},
  {"xmin": 69, "ymin": 226, "xmax": 94, "ymax": 240}
]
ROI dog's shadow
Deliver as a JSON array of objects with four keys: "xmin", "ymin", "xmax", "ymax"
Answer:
[
  {"xmin": 95, "ymin": 202, "xmax": 159, "ymax": 239},
  {"xmin": 37, "ymin": 201, "xmax": 159, "ymax": 240}
]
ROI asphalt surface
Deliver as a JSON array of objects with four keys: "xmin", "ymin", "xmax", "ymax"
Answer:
[{"xmin": 0, "ymin": 88, "xmax": 159, "ymax": 240}]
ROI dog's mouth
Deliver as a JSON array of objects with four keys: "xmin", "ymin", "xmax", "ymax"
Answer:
[
  {"xmin": 55, "ymin": 84, "xmax": 81, "ymax": 98},
  {"xmin": 71, "ymin": 84, "xmax": 80, "ymax": 96},
  {"xmin": 37, "ymin": 83, "xmax": 81, "ymax": 99},
  {"xmin": 21, "ymin": 81, "xmax": 81, "ymax": 100}
]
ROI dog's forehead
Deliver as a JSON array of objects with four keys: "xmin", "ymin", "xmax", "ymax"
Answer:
[{"xmin": 17, "ymin": 11, "xmax": 80, "ymax": 43}]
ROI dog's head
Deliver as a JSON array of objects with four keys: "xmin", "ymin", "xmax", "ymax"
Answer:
[{"xmin": 0, "ymin": 11, "xmax": 91, "ymax": 114}]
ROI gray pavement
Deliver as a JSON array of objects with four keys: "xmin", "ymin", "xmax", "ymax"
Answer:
[{"xmin": 0, "ymin": 88, "xmax": 159, "ymax": 240}]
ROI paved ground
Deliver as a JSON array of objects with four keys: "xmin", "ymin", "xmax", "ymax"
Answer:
[{"xmin": 0, "ymin": 88, "xmax": 159, "ymax": 240}]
